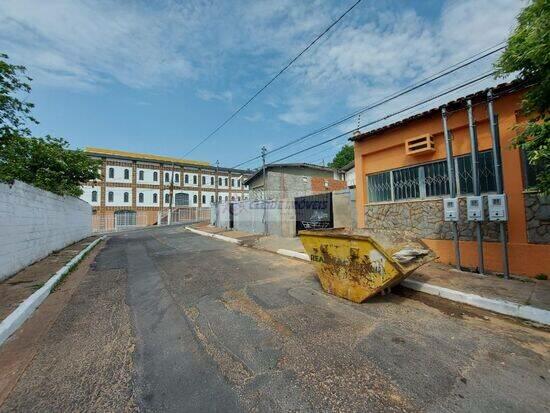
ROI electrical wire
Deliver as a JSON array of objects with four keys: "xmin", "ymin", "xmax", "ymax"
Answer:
[
  {"xmin": 232, "ymin": 41, "xmax": 506, "ymax": 169},
  {"xmin": 265, "ymin": 71, "xmax": 496, "ymax": 166},
  {"xmin": 183, "ymin": 0, "xmax": 364, "ymax": 157}
]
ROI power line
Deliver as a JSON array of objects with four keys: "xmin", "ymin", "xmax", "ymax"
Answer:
[
  {"xmin": 232, "ymin": 41, "xmax": 505, "ymax": 168},
  {"xmin": 183, "ymin": 0, "xmax": 364, "ymax": 157},
  {"xmin": 266, "ymin": 71, "xmax": 496, "ymax": 166}
]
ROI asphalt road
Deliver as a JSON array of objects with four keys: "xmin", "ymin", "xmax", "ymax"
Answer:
[{"xmin": 2, "ymin": 225, "xmax": 549, "ymax": 412}]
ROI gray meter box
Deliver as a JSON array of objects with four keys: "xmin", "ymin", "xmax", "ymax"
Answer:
[
  {"xmin": 487, "ymin": 194, "xmax": 508, "ymax": 221},
  {"xmin": 443, "ymin": 198, "xmax": 459, "ymax": 222},
  {"xmin": 466, "ymin": 196, "xmax": 484, "ymax": 221}
]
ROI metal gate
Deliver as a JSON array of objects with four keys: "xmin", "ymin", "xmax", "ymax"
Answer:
[
  {"xmin": 114, "ymin": 210, "xmax": 137, "ymax": 229},
  {"xmin": 229, "ymin": 203, "xmax": 235, "ymax": 229},
  {"xmin": 295, "ymin": 193, "xmax": 333, "ymax": 233}
]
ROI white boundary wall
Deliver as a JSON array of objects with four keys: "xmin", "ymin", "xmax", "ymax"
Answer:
[{"xmin": 0, "ymin": 180, "xmax": 92, "ymax": 281}]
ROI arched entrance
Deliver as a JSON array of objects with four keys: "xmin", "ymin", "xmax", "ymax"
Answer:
[{"xmin": 175, "ymin": 193, "xmax": 189, "ymax": 206}]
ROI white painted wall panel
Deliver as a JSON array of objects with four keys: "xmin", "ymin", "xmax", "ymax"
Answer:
[
  {"xmin": 136, "ymin": 168, "xmax": 160, "ymax": 185},
  {"xmin": 135, "ymin": 188, "xmax": 159, "ymax": 206},
  {"xmin": 0, "ymin": 180, "xmax": 92, "ymax": 281},
  {"xmin": 105, "ymin": 165, "xmax": 132, "ymax": 183},
  {"xmin": 80, "ymin": 185, "xmax": 101, "ymax": 206},
  {"xmin": 105, "ymin": 187, "xmax": 132, "ymax": 207}
]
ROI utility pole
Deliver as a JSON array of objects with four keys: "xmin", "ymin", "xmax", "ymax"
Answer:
[
  {"xmin": 261, "ymin": 146, "xmax": 268, "ymax": 234},
  {"xmin": 169, "ymin": 162, "xmax": 176, "ymax": 225},
  {"xmin": 215, "ymin": 160, "xmax": 219, "ymax": 225}
]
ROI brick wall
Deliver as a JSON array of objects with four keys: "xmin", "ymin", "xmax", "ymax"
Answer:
[
  {"xmin": 0, "ymin": 180, "xmax": 92, "ymax": 281},
  {"xmin": 311, "ymin": 177, "xmax": 347, "ymax": 193}
]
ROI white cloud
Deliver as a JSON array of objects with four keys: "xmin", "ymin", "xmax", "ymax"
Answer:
[{"xmin": 196, "ymin": 89, "xmax": 233, "ymax": 103}]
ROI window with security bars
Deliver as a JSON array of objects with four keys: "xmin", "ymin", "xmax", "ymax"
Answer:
[
  {"xmin": 455, "ymin": 151, "xmax": 496, "ymax": 194},
  {"xmin": 393, "ymin": 166, "xmax": 420, "ymax": 200},
  {"xmin": 367, "ymin": 171, "xmax": 392, "ymax": 202},
  {"xmin": 366, "ymin": 151, "xmax": 495, "ymax": 203}
]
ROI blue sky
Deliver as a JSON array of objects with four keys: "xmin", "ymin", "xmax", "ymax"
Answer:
[{"xmin": 0, "ymin": 0, "xmax": 524, "ymax": 170}]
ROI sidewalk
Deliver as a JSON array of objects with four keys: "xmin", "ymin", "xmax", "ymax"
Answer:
[
  {"xmin": 187, "ymin": 224, "xmax": 550, "ymax": 323},
  {"xmin": 0, "ymin": 236, "xmax": 100, "ymax": 324}
]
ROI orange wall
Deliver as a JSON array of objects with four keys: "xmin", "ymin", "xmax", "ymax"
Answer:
[{"xmin": 353, "ymin": 90, "xmax": 549, "ymax": 277}]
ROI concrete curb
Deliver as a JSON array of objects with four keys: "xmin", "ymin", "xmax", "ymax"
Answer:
[
  {"xmin": 185, "ymin": 227, "xmax": 241, "ymax": 244},
  {"xmin": 0, "ymin": 236, "xmax": 105, "ymax": 346},
  {"xmin": 401, "ymin": 278, "xmax": 550, "ymax": 326},
  {"xmin": 183, "ymin": 227, "xmax": 550, "ymax": 326},
  {"xmin": 276, "ymin": 249, "xmax": 310, "ymax": 261}
]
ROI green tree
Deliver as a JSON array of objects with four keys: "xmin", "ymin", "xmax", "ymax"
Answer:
[
  {"xmin": 494, "ymin": 0, "xmax": 550, "ymax": 193},
  {"xmin": 328, "ymin": 144, "xmax": 354, "ymax": 169},
  {"xmin": 0, "ymin": 54, "xmax": 100, "ymax": 196}
]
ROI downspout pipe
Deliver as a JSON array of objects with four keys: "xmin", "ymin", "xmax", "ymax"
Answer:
[
  {"xmin": 441, "ymin": 106, "xmax": 461, "ymax": 270},
  {"xmin": 487, "ymin": 89, "xmax": 510, "ymax": 279},
  {"xmin": 467, "ymin": 100, "xmax": 485, "ymax": 275}
]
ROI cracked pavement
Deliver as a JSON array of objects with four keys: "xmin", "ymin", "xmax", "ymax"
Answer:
[{"xmin": 2, "ymin": 225, "xmax": 549, "ymax": 412}]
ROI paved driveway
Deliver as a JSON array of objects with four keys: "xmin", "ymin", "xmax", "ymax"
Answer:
[{"xmin": 2, "ymin": 225, "xmax": 549, "ymax": 412}]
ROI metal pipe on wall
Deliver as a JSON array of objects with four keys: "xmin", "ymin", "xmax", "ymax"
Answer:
[
  {"xmin": 261, "ymin": 146, "xmax": 268, "ymax": 234},
  {"xmin": 466, "ymin": 100, "xmax": 485, "ymax": 274},
  {"xmin": 441, "ymin": 106, "xmax": 461, "ymax": 270},
  {"xmin": 487, "ymin": 89, "xmax": 510, "ymax": 279}
]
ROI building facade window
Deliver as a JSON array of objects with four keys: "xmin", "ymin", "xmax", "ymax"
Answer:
[
  {"xmin": 139, "ymin": 170, "xmax": 144, "ymax": 181},
  {"xmin": 211, "ymin": 195, "xmax": 215, "ymax": 202},
  {"xmin": 165, "ymin": 172, "xmax": 170, "ymax": 182},
  {"xmin": 210, "ymin": 177, "xmax": 214, "ymax": 185},
  {"xmin": 224, "ymin": 178, "xmax": 228, "ymax": 186},
  {"xmin": 153, "ymin": 171, "xmax": 158, "ymax": 182},
  {"xmin": 202, "ymin": 194, "xmax": 206, "ymax": 204},
  {"xmin": 175, "ymin": 173, "xmax": 179, "ymax": 183},
  {"xmin": 202, "ymin": 176, "xmax": 206, "ymax": 185},
  {"xmin": 218, "ymin": 195, "xmax": 222, "ymax": 201},
  {"xmin": 193, "ymin": 175, "xmax": 197, "ymax": 185},
  {"xmin": 165, "ymin": 193, "xmax": 170, "ymax": 204},
  {"xmin": 185, "ymin": 174, "xmax": 189, "ymax": 184},
  {"xmin": 139, "ymin": 193, "xmax": 144, "ymax": 203},
  {"xmin": 123, "ymin": 192, "xmax": 129, "ymax": 203},
  {"xmin": 124, "ymin": 169, "xmax": 130, "ymax": 180},
  {"xmin": 91, "ymin": 191, "xmax": 98, "ymax": 202},
  {"xmin": 108, "ymin": 167, "xmax": 114, "ymax": 178},
  {"xmin": 237, "ymin": 179, "xmax": 240, "ymax": 187},
  {"xmin": 219, "ymin": 177, "xmax": 222, "ymax": 185},
  {"xmin": 108, "ymin": 191, "xmax": 114, "ymax": 202},
  {"xmin": 153, "ymin": 193, "xmax": 158, "ymax": 203},
  {"xmin": 366, "ymin": 151, "xmax": 496, "ymax": 203},
  {"xmin": 193, "ymin": 194, "xmax": 197, "ymax": 204},
  {"xmin": 231, "ymin": 179, "xmax": 235, "ymax": 187}
]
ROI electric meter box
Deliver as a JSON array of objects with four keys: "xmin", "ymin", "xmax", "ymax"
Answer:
[
  {"xmin": 443, "ymin": 198, "xmax": 459, "ymax": 222},
  {"xmin": 487, "ymin": 194, "xmax": 508, "ymax": 221},
  {"xmin": 466, "ymin": 196, "xmax": 484, "ymax": 221}
]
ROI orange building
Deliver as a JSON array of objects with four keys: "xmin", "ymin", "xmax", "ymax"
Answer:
[{"xmin": 352, "ymin": 82, "xmax": 549, "ymax": 278}]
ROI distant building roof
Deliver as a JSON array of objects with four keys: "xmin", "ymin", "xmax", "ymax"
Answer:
[
  {"xmin": 244, "ymin": 163, "xmax": 337, "ymax": 186},
  {"xmin": 351, "ymin": 79, "xmax": 529, "ymax": 142},
  {"xmin": 85, "ymin": 147, "xmax": 209, "ymax": 167},
  {"xmin": 340, "ymin": 161, "xmax": 355, "ymax": 172}
]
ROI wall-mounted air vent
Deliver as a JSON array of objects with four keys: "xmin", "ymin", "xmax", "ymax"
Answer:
[{"xmin": 405, "ymin": 134, "xmax": 435, "ymax": 156}]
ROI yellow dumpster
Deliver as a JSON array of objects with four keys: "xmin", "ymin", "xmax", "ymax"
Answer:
[{"xmin": 298, "ymin": 228, "xmax": 435, "ymax": 303}]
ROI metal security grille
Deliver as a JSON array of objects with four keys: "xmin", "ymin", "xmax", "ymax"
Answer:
[
  {"xmin": 366, "ymin": 150, "xmax": 496, "ymax": 203},
  {"xmin": 424, "ymin": 160, "xmax": 450, "ymax": 197},
  {"xmin": 393, "ymin": 166, "xmax": 420, "ymax": 200},
  {"xmin": 456, "ymin": 151, "xmax": 496, "ymax": 194},
  {"xmin": 367, "ymin": 172, "xmax": 392, "ymax": 202},
  {"xmin": 295, "ymin": 193, "xmax": 333, "ymax": 232}
]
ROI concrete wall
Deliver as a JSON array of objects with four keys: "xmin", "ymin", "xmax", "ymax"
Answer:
[
  {"xmin": 0, "ymin": 180, "xmax": 92, "ymax": 281},
  {"xmin": 333, "ymin": 189, "xmax": 356, "ymax": 228}
]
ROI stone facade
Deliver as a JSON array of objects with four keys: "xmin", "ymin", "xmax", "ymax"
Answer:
[
  {"xmin": 364, "ymin": 197, "xmax": 500, "ymax": 242},
  {"xmin": 525, "ymin": 193, "xmax": 550, "ymax": 244}
]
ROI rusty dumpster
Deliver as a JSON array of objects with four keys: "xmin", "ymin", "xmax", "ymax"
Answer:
[{"xmin": 298, "ymin": 228, "xmax": 435, "ymax": 303}]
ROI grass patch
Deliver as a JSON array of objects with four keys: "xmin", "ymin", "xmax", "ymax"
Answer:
[
  {"xmin": 30, "ymin": 282, "xmax": 45, "ymax": 291},
  {"xmin": 535, "ymin": 274, "xmax": 548, "ymax": 281},
  {"xmin": 52, "ymin": 239, "xmax": 101, "ymax": 292}
]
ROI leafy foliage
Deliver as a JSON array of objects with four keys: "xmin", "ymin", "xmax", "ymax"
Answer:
[
  {"xmin": 328, "ymin": 144, "xmax": 354, "ymax": 169},
  {"xmin": 494, "ymin": 0, "xmax": 550, "ymax": 193},
  {"xmin": 0, "ymin": 54, "xmax": 100, "ymax": 196}
]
